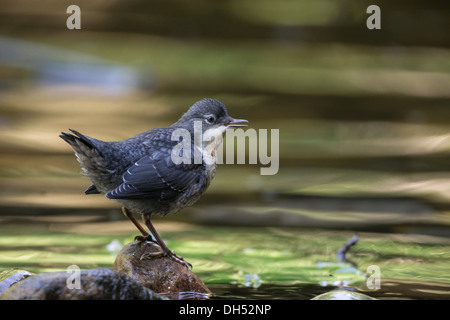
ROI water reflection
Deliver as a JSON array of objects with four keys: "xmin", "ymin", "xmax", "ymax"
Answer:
[
  {"xmin": 0, "ymin": 36, "xmax": 143, "ymax": 96},
  {"xmin": 0, "ymin": 215, "xmax": 448, "ymax": 299}
]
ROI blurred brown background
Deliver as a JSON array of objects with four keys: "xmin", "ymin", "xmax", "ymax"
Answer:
[{"xmin": 0, "ymin": 0, "xmax": 450, "ymax": 235}]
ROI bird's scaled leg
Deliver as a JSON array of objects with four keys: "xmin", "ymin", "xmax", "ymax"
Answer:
[
  {"xmin": 143, "ymin": 215, "xmax": 192, "ymax": 270},
  {"xmin": 121, "ymin": 207, "xmax": 156, "ymax": 244}
]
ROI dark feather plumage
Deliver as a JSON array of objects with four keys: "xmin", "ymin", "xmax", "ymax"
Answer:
[
  {"xmin": 106, "ymin": 151, "xmax": 203, "ymax": 201},
  {"xmin": 85, "ymin": 184, "xmax": 100, "ymax": 194},
  {"xmin": 60, "ymin": 98, "xmax": 246, "ymax": 217}
]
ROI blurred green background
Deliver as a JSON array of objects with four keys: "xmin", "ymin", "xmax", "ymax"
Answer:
[{"xmin": 0, "ymin": 0, "xmax": 449, "ymax": 299}]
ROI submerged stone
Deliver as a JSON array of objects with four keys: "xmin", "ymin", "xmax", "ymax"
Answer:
[{"xmin": 312, "ymin": 289, "xmax": 377, "ymax": 300}]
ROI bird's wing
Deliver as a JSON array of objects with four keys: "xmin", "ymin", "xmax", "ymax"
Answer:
[{"xmin": 105, "ymin": 149, "xmax": 203, "ymax": 200}]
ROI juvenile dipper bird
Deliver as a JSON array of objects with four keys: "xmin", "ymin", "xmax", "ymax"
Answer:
[{"xmin": 60, "ymin": 98, "xmax": 247, "ymax": 269}]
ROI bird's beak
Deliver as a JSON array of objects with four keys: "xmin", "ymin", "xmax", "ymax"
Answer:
[{"xmin": 226, "ymin": 118, "xmax": 248, "ymax": 128}]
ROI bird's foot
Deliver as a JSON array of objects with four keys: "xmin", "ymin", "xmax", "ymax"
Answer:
[
  {"xmin": 165, "ymin": 250, "xmax": 193, "ymax": 270},
  {"xmin": 139, "ymin": 247, "xmax": 164, "ymax": 260},
  {"xmin": 139, "ymin": 245, "xmax": 192, "ymax": 270},
  {"xmin": 133, "ymin": 234, "xmax": 157, "ymax": 245},
  {"xmin": 137, "ymin": 238, "xmax": 164, "ymax": 259}
]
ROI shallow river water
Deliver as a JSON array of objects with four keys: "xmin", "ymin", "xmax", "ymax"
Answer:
[{"xmin": 1, "ymin": 209, "xmax": 449, "ymax": 300}]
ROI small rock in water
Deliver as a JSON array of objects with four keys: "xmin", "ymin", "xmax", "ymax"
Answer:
[{"xmin": 113, "ymin": 241, "xmax": 211, "ymax": 296}]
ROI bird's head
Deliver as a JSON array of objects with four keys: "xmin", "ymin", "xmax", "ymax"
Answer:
[{"xmin": 173, "ymin": 98, "xmax": 248, "ymax": 134}]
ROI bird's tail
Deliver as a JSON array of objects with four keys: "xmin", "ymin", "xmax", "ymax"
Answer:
[
  {"xmin": 59, "ymin": 128, "xmax": 108, "ymax": 178},
  {"xmin": 59, "ymin": 129, "xmax": 96, "ymax": 151},
  {"xmin": 60, "ymin": 129, "xmax": 112, "ymax": 194}
]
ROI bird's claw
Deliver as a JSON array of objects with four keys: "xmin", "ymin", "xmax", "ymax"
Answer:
[
  {"xmin": 167, "ymin": 250, "xmax": 193, "ymax": 270},
  {"xmin": 139, "ymin": 245, "xmax": 192, "ymax": 270},
  {"xmin": 134, "ymin": 233, "xmax": 192, "ymax": 270},
  {"xmin": 133, "ymin": 234, "xmax": 157, "ymax": 244},
  {"xmin": 139, "ymin": 250, "xmax": 164, "ymax": 260}
]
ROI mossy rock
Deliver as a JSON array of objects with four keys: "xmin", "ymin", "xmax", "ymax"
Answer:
[{"xmin": 113, "ymin": 241, "xmax": 211, "ymax": 298}]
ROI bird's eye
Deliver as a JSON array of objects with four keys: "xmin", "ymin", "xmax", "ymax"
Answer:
[{"xmin": 205, "ymin": 115, "xmax": 216, "ymax": 124}]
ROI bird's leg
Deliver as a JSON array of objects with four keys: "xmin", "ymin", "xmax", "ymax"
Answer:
[
  {"xmin": 143, "ymin": 215, "xmax": 192, "ymax": 270},
  {"xmin": 121, "ymin": 207, "xmax": 156, "ymax": 244}
]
